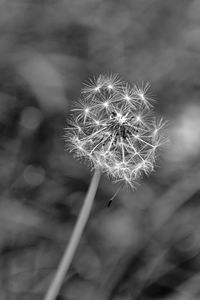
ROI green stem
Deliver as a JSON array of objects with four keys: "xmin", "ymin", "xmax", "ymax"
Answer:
[{"xmin": 44, "ymin": 169, "xmax": 101, "ymax": 300}]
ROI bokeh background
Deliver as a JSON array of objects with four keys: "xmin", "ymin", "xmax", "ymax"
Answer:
[{"xmin": 1, "ymin": 0, "xmax": 200, "ymax": 299}]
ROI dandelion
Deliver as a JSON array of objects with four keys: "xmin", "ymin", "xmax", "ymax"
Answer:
[
  {"xmin": 44, "ymin": 74, "xmax": 166, "ymax": 300},
  {"xmin": 66, "ymin": 74, "xmax": 165, "ymax": 187}
]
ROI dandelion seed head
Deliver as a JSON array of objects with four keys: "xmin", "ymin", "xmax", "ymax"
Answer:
[{"xmin": 65, "ymin": 74, "xmax": 166, "ymax": 187}]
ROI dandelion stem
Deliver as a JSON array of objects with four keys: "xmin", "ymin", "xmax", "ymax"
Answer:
[{"xmin": 44, "ymin": 169, "xmax": 101, "ymax": 300}]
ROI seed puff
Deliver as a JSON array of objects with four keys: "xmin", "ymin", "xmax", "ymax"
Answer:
[{"xmin": 65, "ymin": 74, "xmax": 166, "ymax": 187}]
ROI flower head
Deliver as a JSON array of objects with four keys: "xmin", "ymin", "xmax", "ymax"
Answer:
[{"xmin": 65, "ymin": 74, "xmax": 166, "ymax": 187}]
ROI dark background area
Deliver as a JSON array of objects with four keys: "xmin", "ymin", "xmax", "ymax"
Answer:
[{"xmin": 0, "ymin": 0, "xmax": 200, "ymax": 299}]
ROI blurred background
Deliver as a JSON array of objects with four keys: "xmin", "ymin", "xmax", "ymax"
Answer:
[{"xmin": 0, "ymin": 0, "xmax": 200, "ymax": 299}]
